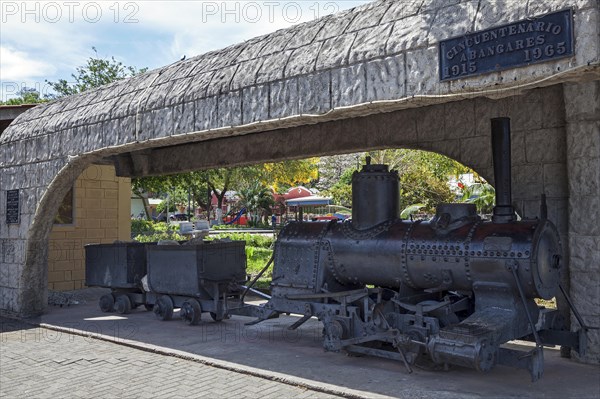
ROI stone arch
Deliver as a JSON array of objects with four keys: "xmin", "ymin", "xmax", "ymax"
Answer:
[
  {"xmin": 5, "ymin": 86, "xmax": 571, "ymax": 315},
  {"xmin": 21, "ymin": 155, "xmax": 102, "ymax": 315},
  {"xmin": 1, "ymin": 0, "xmax": 598, "ymax": 362}
]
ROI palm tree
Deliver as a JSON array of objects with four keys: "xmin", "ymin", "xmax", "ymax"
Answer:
[{"xmin": 237, "ymin": 183, "xmax": 275, "ymax": 227}]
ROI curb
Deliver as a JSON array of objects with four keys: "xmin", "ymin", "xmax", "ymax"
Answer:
[{"xmin": 30, "ymin": 320, "xmax": 393, "ymax": 399}]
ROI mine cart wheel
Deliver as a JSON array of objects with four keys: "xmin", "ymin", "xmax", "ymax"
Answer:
[
  {"xmin": 210, "ymin": 312, "xmax": 224, "ymax": 322},
  {"xmin": 99, "ymin": 294, "xmax": 115, "ymax": 312},
  {"xmin": 144, "ymin": 304, "xmax": 154, "ymax": 311},
  {"xmin": 154, "ymin": 296, "xmax": 174, "ymax": 321},
  {"xmin": 180, "ymin": 299, "xmax": 202, "ymax": 326},
  {"xmin": 115, "ymin": 295, "xmax": 132, "ymax": 314}
]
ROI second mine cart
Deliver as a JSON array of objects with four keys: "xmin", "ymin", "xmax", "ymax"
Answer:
[{"xmin": 146, "ymin": 240, "xmax": 247, "ymax": 324}]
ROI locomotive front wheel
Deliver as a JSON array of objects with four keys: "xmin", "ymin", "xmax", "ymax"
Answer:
[
  {"xmin": 115, "ymin": 295, "xmax": 132, "ymax": 314},
  {"xmin": 154, "ymin": 296, "xmax": 174, "ymax": 321},
  {"xmin": 180, "ymin": 299, "xmax": 202, "ymax": 325},
  {"xmin": 99, "ymin": 294, "xmax": 115, "ymax": 313},
  {"xmin": 210, "ymin": 312, "xmax": 223, "ymax": 322}
]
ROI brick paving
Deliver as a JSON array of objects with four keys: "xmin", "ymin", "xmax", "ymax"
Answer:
[{"xmin": 0, "ymin": 319, "xmax": 342, "ymax": 398}]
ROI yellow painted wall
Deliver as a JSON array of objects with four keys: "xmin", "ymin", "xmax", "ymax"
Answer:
[{"xmin": 48, "ymin": 165, "xmax": 131, "ymax": 291}]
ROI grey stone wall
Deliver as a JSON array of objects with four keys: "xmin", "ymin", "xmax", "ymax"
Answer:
[
  {"xmin": 1, "ymin": 0, "xmax": 598, "ymax": 159},
  {"xmin": 564, "ymin": 81, "xmax": 600, "ymax": 364}
]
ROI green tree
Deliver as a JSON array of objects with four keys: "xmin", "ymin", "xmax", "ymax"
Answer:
[
  {"xmin": 363, "ymin": 149, "xmax": 468, "ymax": 213},
  {"xmin": 323, "ymin": 168, "xmax": 354, "ymax": 207},
  {"xmin": 460, "ymin": 182, "xmax": 496, "ymax": 215},
  {"xmin": 399, "ymin": 165, "xmax": 455, "ymax": 212},
  {"xmin": 260, "ymin": 158, "xmax": 319, "ymax": 192},
  {"xmin": 46, "ymin": 47, "xmax": 147, "ymax": 98},
  {"xmin": 133, "ymin": 172, "xmax": 211, "ymax": 220},
  {"xmin": 316, "ymin": 154, "xmax": 361, "ymax": 191},
  {"xmin": 364, "ymin": 149, "xmax": 469, "ymax": 179},
  {"xmin": 237, "ymin": 182, "xmax": 275, "ymax": 226},
  {"xmin": 1, "ymin": 87, "xmax": 46, "ymax": 105},
  {"xmin": 320, "ymin": 149, "xmax": 469, "ymax": 213},
  {"xmin": 133, "ymin": 160, "xmax": 318, "ymax": 224}
]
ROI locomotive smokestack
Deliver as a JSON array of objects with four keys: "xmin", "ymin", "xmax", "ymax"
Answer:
[{"xmin": 491, "ymin": 117, "xmax": 515, "ymax": 223}]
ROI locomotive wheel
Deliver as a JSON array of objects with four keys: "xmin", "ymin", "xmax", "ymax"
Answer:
[
  {"xmin": 154, "ymin": 296, "xmax": 174, "ymax": 321},
  {"xmin": 99, "ymin": 294, "xmax": 115, "ymax": 313},
  {"xmin": 210, "ymin": 312, "xmax": 223, "ymax": 322},
  {"xmin": 180, "ymin": 299, "xmax": 202, "ymax": 325},
  {"xmin": 115, "ymin": 295, "xmax": 132, "ymax": 314}
]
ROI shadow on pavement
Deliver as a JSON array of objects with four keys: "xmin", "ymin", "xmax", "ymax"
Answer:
[{"xmin": 16, "ymin": 288, "xmax": 600, "ymax": 399}]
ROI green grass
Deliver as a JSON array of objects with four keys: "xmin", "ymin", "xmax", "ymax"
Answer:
[
  {"xmin": 245, "ymin": 246, "xmax": 273, "ymax": 290},
  {"xmin": 208, "ymin": 233, "xmax": 274, "ymax": 291}
]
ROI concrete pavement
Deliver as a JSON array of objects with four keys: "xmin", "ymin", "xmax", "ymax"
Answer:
[
  {"xmin": 2, "ymin": 288, "xmax": 599, "ymax": 399},
  {"xmin": 0, "ymin": 318, "xmax": 341, "ymax": 399}
]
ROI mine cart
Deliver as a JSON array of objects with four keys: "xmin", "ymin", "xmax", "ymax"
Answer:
[
  {"xmin": 85, "ymin": 242, "xmax": 154, "ymax": 314},
  {"xmin": 146, "ymin": 240, "xmax": 247, "ymax": 325}
]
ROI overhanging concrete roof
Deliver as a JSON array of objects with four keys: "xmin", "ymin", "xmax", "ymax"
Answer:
[{"xmin": 1, "ymin": 0, "xmax": 598, "ymax": 166}]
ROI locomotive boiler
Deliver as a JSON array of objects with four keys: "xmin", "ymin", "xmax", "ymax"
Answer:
[{"xmin": 245, "ymin": 118, "xmax": 587, "ymax": 381}]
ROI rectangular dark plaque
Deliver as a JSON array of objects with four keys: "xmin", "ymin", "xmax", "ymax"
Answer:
[
  {"xmin": 6, "ymin": 190, "xmax": 20, "ymax": 224},
  {"xmin": 439, "ymin": 9, "xmax": 574, "ymax": 81}
]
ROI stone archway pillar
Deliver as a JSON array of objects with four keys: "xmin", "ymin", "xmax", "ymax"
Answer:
[
  {"xmin": 563, "ymin": 80, "xmax": 600, "ymax": 364},
  {"xmin": 0, "ymin": 157, "xmax": 77, "ymax": 317}
]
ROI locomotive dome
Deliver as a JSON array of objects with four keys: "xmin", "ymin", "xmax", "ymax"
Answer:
[{"xmin": 0, "ymin": 0, "xmax": 599, "ymax": 369}]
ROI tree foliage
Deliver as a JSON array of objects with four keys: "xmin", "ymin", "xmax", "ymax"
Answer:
[
  {"xmin": 236, "ymin": 182, "xmax": 275, "ymax": 226},
  {"xmin": 321, "ymin": 149, "xmax": 471, "ymax": 213},
  {"xmin": 2, "ymin": 49, "xmax": 146, "ymax": 104},
  {"xmin": 133, "ymin": 172, "xmax": 210, "ymax": 219},
  {"xmin": 315, "ymin": 153, "xmax": 363, "ymax": 191},
  {"xmin": 362, "ymin": 149, "xmax": 469, "ymax": 213},
  {"xmin": 365, "ymin": 149, "xmax": 469, "ymax": 179},
  {"xmin": 132, "ymin": 159, "xmax": 318, "ymax": 223},
  {"xmin": 261, "ymin": 158, "xmax": 319, "ymax": 192},
  {"xmin": 46, "ymin": 47, "xmax": 147, "ymax": 98},
  {"xmin": 322, "ymin": 168, "xmax": 354, "ymax": 207},
  {"xmin": 398, "ymin": 166, "xmax": 455, "ymax": 212},
  {"xmin": 1, "ymin": 87, "xmax": 46, "ymax": 105},
  {"xmin": 460, "ymin": 182, "xmax": 495, "ymax": 215}
]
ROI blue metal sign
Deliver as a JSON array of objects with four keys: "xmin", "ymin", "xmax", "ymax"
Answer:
[{"xmin": 439, "ymin": 9, "xmax": 574, "ymax": 81}]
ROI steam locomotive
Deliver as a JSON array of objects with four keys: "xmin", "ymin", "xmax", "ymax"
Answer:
[
  {"xmin": 238, "ymin": 118, "xmax": 587, "ymax": 381},
  {"xmin": 86, "ymin": 117, "xmax": 588, "ymax": 381}
]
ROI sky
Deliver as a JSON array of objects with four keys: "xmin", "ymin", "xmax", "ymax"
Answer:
[{"xmin": 0, "ymin": 0, "xmax": 371, "ymax": 101}]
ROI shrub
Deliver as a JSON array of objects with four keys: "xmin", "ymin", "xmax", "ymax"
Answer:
[
  {"xmin": 131, "ymin": 219, "xmax": 155, "ymax": 236},
  {"xmin": 134, "ymin": 231, "xmax": 186, "ymax": 243},
  {"xmin": 212, "ymin": 224, "xmax": 241, "ymax": 230},
  {"xmin": 208, "ymin": 233, "xmax": 274, "ymax": 249},
  {"xmin": 131, "ymin": 221, "xmax": 176, "ymax": 239}
]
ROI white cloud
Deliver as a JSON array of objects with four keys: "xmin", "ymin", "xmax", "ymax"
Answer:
[
  {"xmin": 133, "ymin": 1, "xmax": 371, "ymax": 62},
  {"xmin": 0, "ymin": 46, "xmax": 57, "ymax": 81},
  {"xmin": 0, "ymin": 0, "xmax": 371, "ymax": 100}
]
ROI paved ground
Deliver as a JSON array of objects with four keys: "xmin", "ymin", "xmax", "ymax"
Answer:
[
  {"xmin": 2, "ymin": 288, "xmax": 599, "ymax": 399},
  {"xmin": 0, "ymin": 318, "xmax": 340, "ymax": 399}
]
